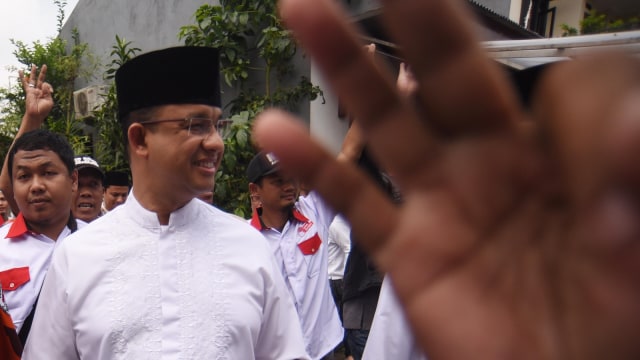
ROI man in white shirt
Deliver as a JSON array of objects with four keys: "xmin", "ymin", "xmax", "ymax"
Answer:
[
  {"xmin": 327, "ymin": 215, "xmax": 351, "ymax": 357},
  {"xmin": 23, "ymin": 46, "xmax": 308, "ymax": 360},
  {"xmin": 0, "ymin": 65, "xmax": 80, "ymax": 350},
  {"xmin": 247, "ymin": 151, "xmax": 344, "ymax": 360},
  {"xmin": 0, "ymin": 129, "xmax": 79, "ymax": 342}
]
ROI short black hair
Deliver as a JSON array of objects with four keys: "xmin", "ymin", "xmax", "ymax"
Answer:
[{"xmin": 8, "ymin": 129, "xmax": 75, "ymax": 179}]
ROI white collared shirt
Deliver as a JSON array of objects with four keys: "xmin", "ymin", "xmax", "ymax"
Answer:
[
  {"xmin": 327, "ymin": 215, "xmax": 350, "ymax": 280},
  {"xmin": 0, "ymin": 213, "xmax": 80, "ymax": 332},
  {"xmin": 23, "ymin": 193, "xmax": 309, "ymax": 360},
  {"xmin": 250, "ymin": 192, "xmax": 343, "ymax": 360}
]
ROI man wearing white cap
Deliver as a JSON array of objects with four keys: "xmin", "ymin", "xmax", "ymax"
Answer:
[{"xmin": 72, "ymin": 155, "xmax": 104, "ymax": 223}]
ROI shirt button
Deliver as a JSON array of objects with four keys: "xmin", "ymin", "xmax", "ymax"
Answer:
[{"xmin": 9, "ymin": 282, "xmax": 14, "ymax": 288}]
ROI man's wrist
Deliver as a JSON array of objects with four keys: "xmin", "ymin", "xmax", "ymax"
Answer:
[{"xmin": 21, "ymin": 114, "xmax": 46, "ymax": 130}]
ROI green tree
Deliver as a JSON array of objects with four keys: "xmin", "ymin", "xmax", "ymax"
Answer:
[
  {"xmin": 92, "ymin": 35, "xmax": 141, "ymax": 172},
  {"xmin": 178, "ymin": 0, "xmax": 323, "ymax": 217},
  {"xmin": 562, "ymin": 10, "xmax": 640, "ymax": 36},
  {"xmin": 0, "ymin": 0, "xmax": 94, "ymax": 155}
]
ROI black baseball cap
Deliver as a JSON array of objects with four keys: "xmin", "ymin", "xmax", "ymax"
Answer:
[{"xmin": 246, "ymin": 152, "xmax": 280, "ymax": 183}]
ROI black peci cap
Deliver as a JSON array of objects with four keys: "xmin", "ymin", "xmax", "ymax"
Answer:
[
  {"xmin": 104, "ymin": 171, "xmax": 130, "ymax": 188},
  {"xmin": 115, "ymin": 46, "xmax": 221, "ymax": 122}
]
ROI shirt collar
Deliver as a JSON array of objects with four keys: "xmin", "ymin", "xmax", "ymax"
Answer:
[
  {"xmin": 5, "ymin": 212, "xmax": 78, "ymax": 240},
  {"xmin": 5, "ymin": 213, "xmax": 30, "ymax": 238},
  {"xmin": 249, "ymin": 207, "xmax": 309, "ymax": 231},
  {"xmin": 249, "ymin": 210, "xmax": 264, "ymax": 230},
  {"xmin": 292, "ymin": 208, "xmax": 309, "ymax": 223},
  {"xmin": 125, "ymin": 189, "xmax": 200, "ymax": 229}
]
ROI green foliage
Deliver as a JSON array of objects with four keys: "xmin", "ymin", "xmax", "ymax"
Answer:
[
  {"xmin": 92, "ymin": 36, "xmax": 141, "ymax": 172},
  {"xmin": 53, "ymin": 0, "xmax": 67, "ymax": 33},
  {"xmin": 179, "ymin": 0, "xmax": 323, "ymax": 217},
  {"xmin": 0, "ymin": 25, "xmax": 94, "ymax": 155},
  {"xmin": 562, "ymin": 10, "xmax": 640, "ymax": 36},
  {"xmin": 214, "ymin": 111, "xmax": 255, "ymax": 219},
  {"xmin": 560, "ymin": 24, "xmax": 578, "ymax": 37}
]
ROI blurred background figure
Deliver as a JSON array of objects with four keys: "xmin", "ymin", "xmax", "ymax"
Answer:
[
  {"xmin": 73, "ymin": 156, "xmax": 104, "ymax": 223},
  {"xmin": 101, "ymin": 171, "xmax": 130, "ymax": 213},
  {"xmin": 0, "ymin": 190, "xmax": 12, "ymax": 225},
  {"xmin": 328, "ymin": 214, "xmax": 352, "ymax": 359}
]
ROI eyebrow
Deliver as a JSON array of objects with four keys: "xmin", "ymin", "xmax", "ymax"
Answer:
[{"xmin": 15, "ymin": 160, "xmax": 57, "ymax": 171}]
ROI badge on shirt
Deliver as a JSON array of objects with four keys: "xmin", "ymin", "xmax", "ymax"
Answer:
[
  {"xmin": 298, "ymin": 233, "xmax": 322, "ymax": 255},
  {"xmin": 297, "ymin": 221, "xmax": 313, "ymax": 236}
]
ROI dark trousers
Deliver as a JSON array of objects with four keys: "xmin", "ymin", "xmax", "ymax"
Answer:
[
  {"xmin": 329, "ymin": 279, "xmax": 350, "ymax": 357},
  {"xmin": 345, "ymin": 329, "xmax": 369, "ymax": 360}
]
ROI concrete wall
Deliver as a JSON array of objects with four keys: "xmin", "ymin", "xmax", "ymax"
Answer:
[
  {"xmin": 549, "ymin": 0, "xmax": 586, "ymax": 37},
  {"xmin": 60, "ymin": 0, "xmax": 530, "ymax": 152},
  {"xmin": 61, "ymin": 0, "xmax": 311, "ymax": 122},
  {"xmin": 62, "ymin": 0, "xmax": 215, "ymax": 88},
  {"xmin": 509, "ymin": 0, "xmax": 523, "ymax": 22},
  {"xmin": 309, "ymin": 62, "xmax": 348, "ymax": 156}
]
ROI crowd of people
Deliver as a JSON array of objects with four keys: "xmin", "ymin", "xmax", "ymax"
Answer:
[{"xmin": 1, "ymin": 0, "xmax": 639, "ymax": 359}]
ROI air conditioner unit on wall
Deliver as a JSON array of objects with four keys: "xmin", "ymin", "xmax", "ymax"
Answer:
[{"xmin": 73, "ymin": 85, "xmax": 108, "ymax": 119}]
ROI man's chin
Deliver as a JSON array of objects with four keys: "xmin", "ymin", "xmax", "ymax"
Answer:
[{"xmin": 74, "ymin": 209, "xmax": 98, "ymax": 222}]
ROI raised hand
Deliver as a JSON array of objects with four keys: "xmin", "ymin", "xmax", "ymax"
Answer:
[
  {"xmin": 19, "ymin": 64, "xmax": 54, "ymax": 126},
  {"xmin": 1, "ymin": 64, "xmax": 56, "ymax": 215},
  {"xmin": 253, "ymin": 0, "xmax": 640, "ymax": 359}
]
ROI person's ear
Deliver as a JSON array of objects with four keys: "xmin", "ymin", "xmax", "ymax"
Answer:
[
  {"xmin": 71, "ymin": 169, "xmax": 78, "ymax": 193},
  {"xmin": 128, "ymin": 123, "xmax": 149, "ymax": 158},
  {"xmin": 249, "ymin": 182, "xmax": 260, "ymax": 196}
]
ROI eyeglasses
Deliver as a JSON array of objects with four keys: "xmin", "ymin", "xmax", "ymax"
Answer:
[{"xmin": 139, "ymin": 117, "xmax": 221, "ymax": 138}]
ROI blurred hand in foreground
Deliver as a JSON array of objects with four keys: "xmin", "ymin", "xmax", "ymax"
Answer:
[{"xmin": 253, "ymin": 0, "xmax": 640, "ymax": 359}]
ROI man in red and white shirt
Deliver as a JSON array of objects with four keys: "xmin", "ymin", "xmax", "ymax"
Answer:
[
  {"xmin": 0, "ymin": 129, "xmax": 79, "ymax": 337},
  {"xmin": 248, "ymin": 151, "xmax": 343, "ymax": 360},
  {"xmin": 0, "ymin": 66, "xmax": 80, "ymax": 345}
]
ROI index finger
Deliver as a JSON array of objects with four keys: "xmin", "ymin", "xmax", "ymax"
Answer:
[
  {"xmin": 253, "ymin": 109, "xmax": 399, "ymax": 257},
  {"xmin": 279, "ymin": 0, "xmax": 437, "ymax": 191}
]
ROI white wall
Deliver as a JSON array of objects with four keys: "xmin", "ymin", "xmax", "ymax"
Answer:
[
  {"xmin": 550, "ymin": 0, "xmax": 586, "ymax": 37},
  {"xmin": 309, "ymin": 63, "xmax": 349, "ymax": 156}
]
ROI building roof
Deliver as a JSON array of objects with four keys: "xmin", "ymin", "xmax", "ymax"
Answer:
[
  {"xmin": 353, "ymin": 0, "xmax": 542, "ymax": 62},
  {"xmin": 467, "ymin": 1, "xmax": 542, "ymax": 40},
  {"xmin": 485, "ymin": 29, "xmax": 640, "ymax": 69}
]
